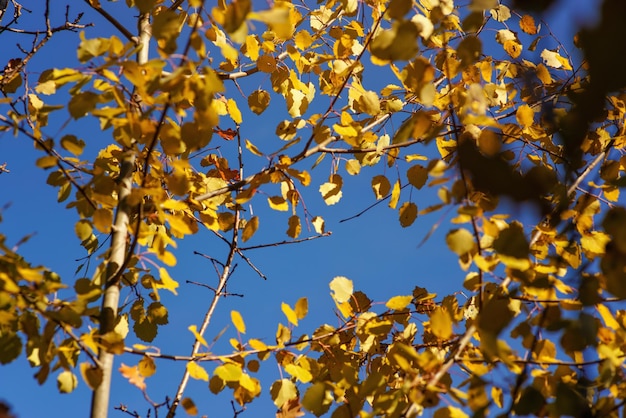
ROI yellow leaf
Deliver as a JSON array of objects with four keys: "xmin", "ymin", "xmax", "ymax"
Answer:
[
  {"xmin": 248, "ymin": 338, "xmax": 268, "ymax": 351},
  {"xmin": 244, "ymin": 35, "xmax": 260, "ymax": 60},
  {"xmin": 227, "ymin": 98, "xmax": 242, "ymax": 124},
  {"xmin": 386, "ymin": 295, "xmax": 413, "ymax": 310},
  {"xmin": 268, "ymin": 196, "xmax": 289, "ymax": 211},
  {"xmin": 57, "ymin": 370, "xmax": 78, "ymax": 394},
  {"xmin": 156, "ymin": 267, "xmax": 179, "ymax": 295},
  {"xmin": 581, "ymin": 231, "xmax": 609, "ymax": 255},
  {"xmin": 399, "ymin": 202, "xmax": 418, "ymax": 227},
  {"xmin": 231, "ymin": 310, "xmax": 246, "ymax": 334},
  {"xmin": 345, "ymin": 159, "xmax": 361, "ymax": 175},
  {"xmin": 329, "ymin": 276, "xmax": 353, "ymax": 304},
  {"xmin": 597, "ymin": 304, "xmax": 620, "ymax": 330},
  {"xmin": 312, "ymin": 216, "xmax": 325, "ymax": 234},
  {"xmin": 138, "ymin": 355, "xmax": 156, "ymax": 378},
  {"xmin": 516, "ymin": 104, "xmax": 534, "ymax": 128},
  {"xmin": 188, "ymin": 325, "xmax": 208, "ymax": 347},
  {"xmin": 187, "ymin": 362, "xmax": 209, "ymax": 381},
  {"xmin": 540, "ymin": 49, "xmax": 572, "ymax": 70},
  {"xmin": 270, "ymin": 379, "xmax": 298, "ymax": 408},
  {"xmin": 215, "ymin": 363, "xmax": 242, "ymax": 382},
  {"xmin": 36, "ymin": 155, "xmax": 57, "ymax": 169},
  {"xmin": 281, "ymin": 302, "xmax": 298, "ymax": 326},
  {"xmin": 389, "ymin": 180, "xmax": 401, "ymax": 209},
  {"xmin": 294, "ymin": 30, "xmax": 312, "ymax": 50},
  {"xmin": 503, "ymin": 40, "xmax": 522, "ymax": 59},
  {"xmin": 446, "ymin": 228, "xmax": 475, "ymax": 256},
  {"xmin": 284, "ymin": 363, "xmax": 313, "ymax": 383},
  {"xmin": 430, "ymin": 307, "xmax": 453, "ymax": 339},
  {"xmin": 75, "ymin": 220, "xmax": 93, "ymax": 241},
  {"xmin": 319, "ymin": 174, "xmax": 343, "ymax": 205},
  {"xmin": 242, "ymin": 216, "xmax": 259, "ymax": 242}
]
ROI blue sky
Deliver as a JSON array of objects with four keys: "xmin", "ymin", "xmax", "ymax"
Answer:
[{"xmin": 0, "ymin": 0, "xmax": 606, "ymax": 416}]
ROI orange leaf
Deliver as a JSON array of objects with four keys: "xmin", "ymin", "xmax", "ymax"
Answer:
[{"xmin": 119, "ymin": 363, "xmax": 146, "ymax": 391}]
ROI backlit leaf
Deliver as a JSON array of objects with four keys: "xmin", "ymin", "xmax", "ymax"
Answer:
[
  {"xmin": 430, "ymin": 307, "xmax": 453, "ymax": 339},
  {"xmin": 312, "ymin": 216, "xmax": 325, "ymax": 234},
  {"xmin": 138, "ymin": 356, "xmax": 156, "ymax": 378},
  {"xmin": 57, "ymin": 370, "xmax": 78, "ymax": 394},
  {"xmin": 319, "ymin": 174, "xmax": 343, "ymax": 205},
  {"xmin": 156, "ymin": 267, "xmax": 179, "ymax": 295},
  {"xmin": 188, "ymin": 325, "xmax": 208, "ymax": 347},
  {"xmin": 503, "ymin": 40, "xmax": 522, "ymax": 58},
  {"xmin": 270, "ymin": 379, "xmax": 298, "ymax": 408},
  {"xmin": 187, "ymin": 362, "xmax": 209, "ymax": 381},
  {"xmin": 389, "ymin": 180, "xmax": 401, "ymax": 209},
  {"xmin": 330, "ymin": 276, "xmax": 353, "ymax": 304},
  {"xmin": 281, "ymin": 302, "xmax": 298, "ymax": 326},
  {"xmin": 516, "ymin": 104, "xmax": 534, "ymax": 128},
  {"xmin": 386, "ymin": 295, "xmax": 413, "ymax": 310},
  {"xmin": 231, "ymin": 310, "xmax": 246, "ymax": 334},
  {"xmin": 446, "ymin": 228, "xmax": 475, "ymax": 255}
]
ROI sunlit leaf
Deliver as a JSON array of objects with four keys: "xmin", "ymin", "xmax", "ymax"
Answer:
[
  {"xmin": 329, "ymin": 276, "xmax": 353, "ymax": 304},
  {"xmin": 231, "ymin": 310, "xmax": 246, "ymax": 334},
  {"xmin": 187, "ymin": 362, "xmax": 209, "ymax": 381}
]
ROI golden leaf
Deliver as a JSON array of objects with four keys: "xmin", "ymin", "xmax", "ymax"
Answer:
[
  {"xmin": 319, "ymin": 174, "xmax": 343, "ymax": 205},
  {"xmin": 430, "ymin": 307, "xmax": 453, "ymax": 339},
  {"xmin": 186, "ymin": 362, "xmax": 209, "ymax": 381},
  {"xmin": 503, "ymin": 40, "xmax": 522, "ymax": 59},
  {"xmin": 281, "ymin": 302, "xmax": 298, "ymax": 326},
  {"xmin": 389, "ymin": 180, "xmax": 401, "ymax": 209},
  {"xmin": 231, "ymin": 310, "xmax": 246, "ymax": 334},
  {"xmin": 385, "ymin": 295, "xmax": 413, "ymax": 310},
  {"xmin": 329, "ymin": 276, "xmax": 353, "ymax": 304},
  {"xmin": 446, "ymin": 228, "xmax": 475, "ymax": 256},
  {"xmin": 516, "ymin": 104, "xmax": 534, "ymax": 128},
  {"xmin": 188, "ymin": 325, "xmax": 208, "ymax": 347}
]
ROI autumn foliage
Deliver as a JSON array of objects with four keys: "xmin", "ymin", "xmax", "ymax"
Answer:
[{"xmin": 1, "ymin": 0, "xmax": 626, "ymax": 417}]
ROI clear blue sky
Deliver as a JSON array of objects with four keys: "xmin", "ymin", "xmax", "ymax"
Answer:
[{"xmin": 0, "ymin": 0, "xmax": 603, "ymax": 416}]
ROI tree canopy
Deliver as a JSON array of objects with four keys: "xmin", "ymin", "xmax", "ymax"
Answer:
[{"xmin": 1, "ymin": 0, "xmax": 626, "ymax": 417}]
